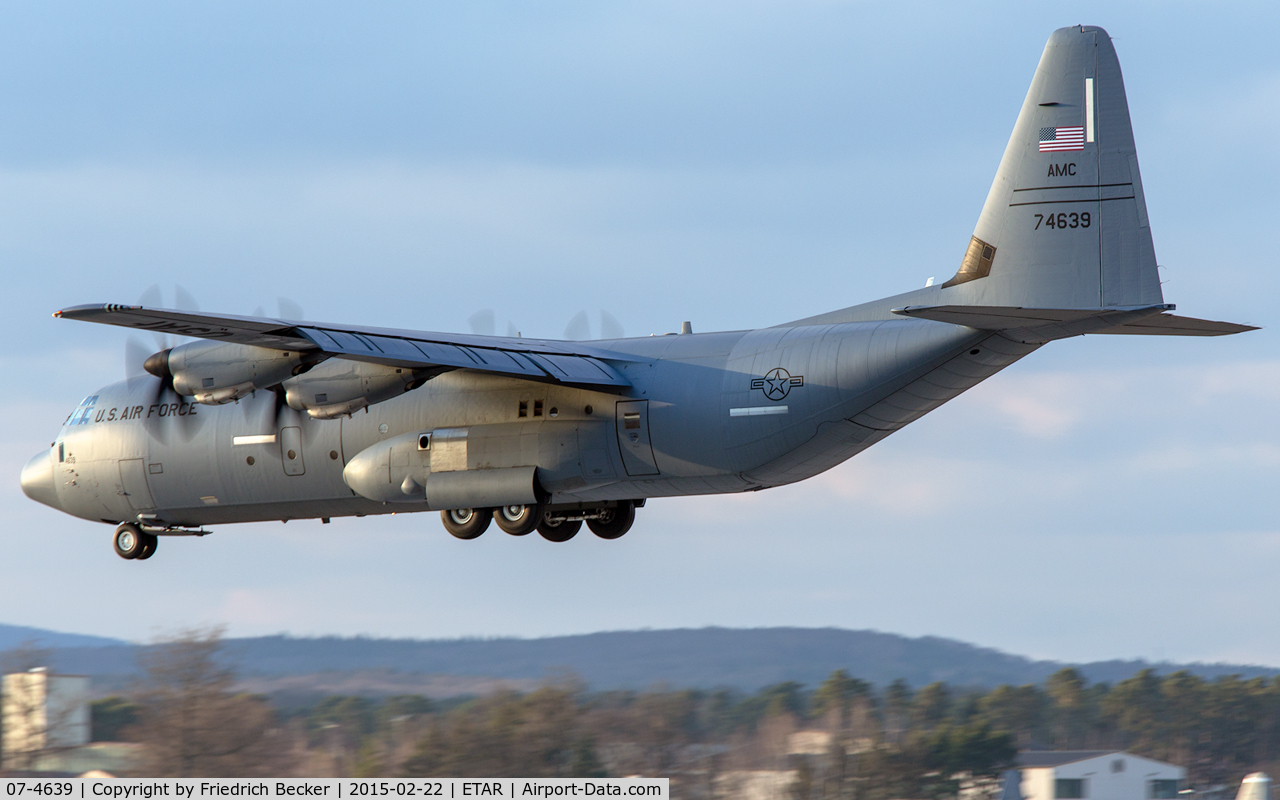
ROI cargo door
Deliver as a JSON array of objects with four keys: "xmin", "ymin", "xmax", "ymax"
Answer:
[
  {"xmin": 118, "ymin": 458, "xmax": 156, "ymax": 511},
  {"xmin": 280, "ymin": 426, "xmax": 306, "ymax": 476},
  {"xmin": 614, "ymin": 400, "xmax": 659, "ymax": 476}
]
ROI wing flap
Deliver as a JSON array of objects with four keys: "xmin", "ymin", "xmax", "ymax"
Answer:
[{"xmin": 56, "ymin": 304, "xmax": 632, "ymax": 389}]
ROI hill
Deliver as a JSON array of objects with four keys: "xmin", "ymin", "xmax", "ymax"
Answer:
[
  {"xmin": 0, "ymin": 623, "xmax": 130, "ymax": 651},
  {"xmin": 7, "ymin": 625, "xmax": 1276, "ymax": 697}
]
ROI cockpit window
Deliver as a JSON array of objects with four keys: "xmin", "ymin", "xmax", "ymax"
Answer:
[{"xmin": 66, "ymin": 395, "xmax": 99, "ymax": 426}]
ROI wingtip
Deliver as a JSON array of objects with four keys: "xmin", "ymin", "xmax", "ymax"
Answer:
[{"xmin": 55, "ymin": 303, "xmax": 145, "ymax": 320}]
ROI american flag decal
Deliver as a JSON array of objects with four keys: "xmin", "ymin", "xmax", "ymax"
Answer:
[{"xmin": 1039, "ymin": 126, "xmax": 1085, "ymax": 152}]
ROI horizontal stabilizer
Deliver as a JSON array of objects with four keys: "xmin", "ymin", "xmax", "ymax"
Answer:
[
  {"xmin": 1089, "ymin": 314, "xmax": 1259, "ymax": 336},
  {"xmin": 892, "ymin": 305, "xmax": 1167, "ymax": 329},
  {"xmin": 891, "ymin": 304, "xmax": 1255, "ymax": 340}
]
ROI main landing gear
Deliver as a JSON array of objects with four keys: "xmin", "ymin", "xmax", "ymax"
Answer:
[
  {"xmin": 585, "ymin": 502, "xmax": 635, "ymax": 540},
  {"xmin": 440, "ymin": 501, "xmax": 639, "ymax": 543},
  {"xmin": 113, "ymin": 523, "xmax": 157, "ymax": 561},
  {"xmin": 440, "ymin": 507, "xmax": 491, "ymax": 539},
  {"xmin": 493, "ymin": 502, "xmax": 544, "ymax": 536},
  {"xmin": 536, "ymin": 515, "xmax": 581, "ymax": 543}
]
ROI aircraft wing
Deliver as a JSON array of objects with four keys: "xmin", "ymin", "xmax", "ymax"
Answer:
[{"xmin": 55, "ymin": 304, "xmax": 633, "ymax": 390}]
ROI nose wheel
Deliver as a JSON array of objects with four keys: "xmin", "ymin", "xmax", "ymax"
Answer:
[{"xmin": 114, "ymin": 523, "xmax": 158, "ymax": 560}]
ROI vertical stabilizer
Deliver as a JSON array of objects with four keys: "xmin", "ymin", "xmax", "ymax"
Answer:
[{"xmin": 939, "ymin": 25, "xmax": 1162, "ymax": 309}]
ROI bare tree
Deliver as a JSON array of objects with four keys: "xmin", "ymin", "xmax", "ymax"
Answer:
[{"xmin": 131, "ymin": 627, "xmax": 294, "ymax": 777}]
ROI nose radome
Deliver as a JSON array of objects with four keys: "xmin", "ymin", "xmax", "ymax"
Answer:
[{"xmin": 20, "ymin": 450, "xmax": 60, "ymax": 510}]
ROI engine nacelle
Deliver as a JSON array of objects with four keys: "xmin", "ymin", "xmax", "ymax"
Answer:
[
  {"xmin": 282, "ymin": 359, "xmax": 427, "ymax": 419},
  {"xmin": 342, "ymin": 428, "xmax": 540, "ymax": 509},
  {"xmin": 342, "ymin": 430, "xmax": 431, "ymax": 504},
  {"xmin": 146, "ymin": 341, "xmax": 315, "ymax": 405}
]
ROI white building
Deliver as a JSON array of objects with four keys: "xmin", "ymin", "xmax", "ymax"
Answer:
[
  {"xmin": 1017, "ymin": 751, "xmax": 1186, "ymax": 800},
  {"xmin": 1, "ymin": 668, "xmax": 91, "ymax": 769},
  {"xmin": 1236, "ymin": 774, "xmax": 1271, "ymax": 800}
]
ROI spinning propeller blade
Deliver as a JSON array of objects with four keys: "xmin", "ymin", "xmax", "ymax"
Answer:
[{"xmin": 468, "ymin": 310, "xmax": 496, "ymax": 336}]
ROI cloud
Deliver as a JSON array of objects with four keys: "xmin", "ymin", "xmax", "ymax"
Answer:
[
  {"xmin": 985, "ymin": 374, "xmax": 1087, "ymax": 438},
  {"xmin": 4, "ymin": 2, "xmax": 1279, "ymax": 669}
]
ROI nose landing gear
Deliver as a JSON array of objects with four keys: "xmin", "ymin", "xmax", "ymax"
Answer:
[{"xmin": 113, "ymin": 523, "xmax": 158, "ymax": 560}]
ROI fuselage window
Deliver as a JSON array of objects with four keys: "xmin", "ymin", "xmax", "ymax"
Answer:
[
  {"xmin": 534, "ymin": 400, "xmax": 544, "ymax": 417},
  {"xmin": 58, "ymin": 442, "xmax": 65, "ymax": 462},
  {"xmin": 518, "ymin": 401, "xmax": 528, "ymax": 418}
]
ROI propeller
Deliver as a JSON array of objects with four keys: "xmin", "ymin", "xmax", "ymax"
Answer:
[
  {"xmin": 600, "ymin": 311, "xmax": 624, "ymax": 340},
  {"xmin": 134, "ymin": 284, "xmax": 200, "ymax": 351},
  {"xmin": 246, "ymin": 299, "xmax": 308, "ymax": 431},
  {"xmin": 468, "ymin": 310, "xmax": 523, "ymax": 339},
  {"xmin": 467, "ymin": 309, "xmax": 626, "ymax": 341},
  {"xmin": 276, "ymin": 297, "xmax": 304, "ymax": 320},
  {"xmin": 122, "ymin": 341, "xmax": 205, "ymax": 446},
  {"xmin": 563, "ymin": 311, "xmax": 625, "ymax": 341},
  {"xmin": 252, "ymin": 297, "xmax": 305, "ymax": 320},
  {"xmin": 253, "ymin": 380, "xmax": 303, "ymax": 436},
  {"xmin": 563, "ymin": 311, "xmax": 589, "ymax": 341},
  {"xmin": 123, "ymin": 285, "xmax": 207, "ymax": 444},
  {"xmin": 468, "ymin": 310, "xmax": 496, "ymax": 337}
]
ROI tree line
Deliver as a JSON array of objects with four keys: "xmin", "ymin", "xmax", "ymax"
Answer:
[{"xmin": 6, "ymin": 631, "xmax": 1280, "ymax": 795}]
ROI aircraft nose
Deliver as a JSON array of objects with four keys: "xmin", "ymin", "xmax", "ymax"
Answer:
[{"xmin": 20, "ymin": 450, "xmax": 60, "ymax": 510}]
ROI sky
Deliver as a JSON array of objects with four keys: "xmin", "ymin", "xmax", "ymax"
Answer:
[{"xmin": 3, "ymin": 1, "xmax": 1279, "ymax": 670}]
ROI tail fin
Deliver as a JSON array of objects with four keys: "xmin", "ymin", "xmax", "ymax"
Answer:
[{"xmin": 939, "ymin": 25, "xmax": 1162, "ymax": 309}]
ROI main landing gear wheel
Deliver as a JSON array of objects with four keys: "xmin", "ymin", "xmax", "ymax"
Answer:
[
  {"xmin": 136, "ymin": 532, "xmax": 158, "ymax": 560},
  {"xmin": 441, "ymin": 508, "xmax": 491, "ymax": 539},
  {"xmin": 113, "ymin": 523, "xmax": 148, "ymax": 559},
  {"xmin": 493, "ymin": 503, "xmax": 544, "ymax": 536},
  {"xmin": 537, "ymin": 516, "xmax": 581, "ymax": 543},
  {"xmin": 587, "ymin": 501, "xmax": 636, "ymax": 540}
]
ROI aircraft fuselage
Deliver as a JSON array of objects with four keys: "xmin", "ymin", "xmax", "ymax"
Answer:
[{"xmin": 26, "ymin": 319, "xmax": 1026, "ymax": 529}]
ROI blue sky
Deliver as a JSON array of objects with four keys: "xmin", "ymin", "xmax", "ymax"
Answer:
[{"xmin": 3, "ymin": 1, "xmax": 1278, "ymax": 668}]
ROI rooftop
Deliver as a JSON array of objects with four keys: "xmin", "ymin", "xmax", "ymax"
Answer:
[{"xmin": 1017, "ymin": 751, "xmax": 1120, "ymax": 768}]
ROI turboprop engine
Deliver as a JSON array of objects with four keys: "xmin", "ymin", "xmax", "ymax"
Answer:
[
  {"xmin": 145, "ymin": 341, "xmax": 319, "ymax": 404},
  {"xmin": 282, "ymin": 359, "xmax": 429, "ymax": 420}
]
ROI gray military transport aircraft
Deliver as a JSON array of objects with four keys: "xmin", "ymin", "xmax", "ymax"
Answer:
[{"xmin": 21, "ymin": 25, "xmax": 1256, "ymax": 560}]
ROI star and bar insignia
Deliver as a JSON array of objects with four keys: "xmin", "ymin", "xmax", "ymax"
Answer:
[{"xmin": 751, "ymin": 367, "xmax": 804, "ymax": 401}]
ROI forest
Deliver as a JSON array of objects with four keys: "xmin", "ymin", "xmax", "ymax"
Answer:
[{"xmin": 6, "ymin": 631, "xmax": 1280, "ymax": 796}]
